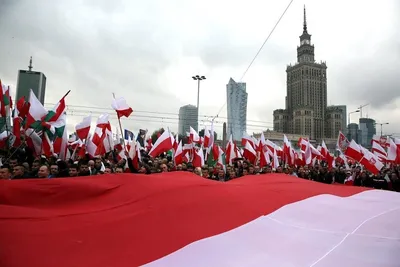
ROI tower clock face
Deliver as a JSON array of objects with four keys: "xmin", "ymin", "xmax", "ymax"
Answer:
[{"xmin": 301, "ymin": 39, "xmax": 310, "ymax": 45}]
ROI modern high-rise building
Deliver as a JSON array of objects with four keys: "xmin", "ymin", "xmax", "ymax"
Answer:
[
  {"xmin": 178, "ymin": 104, "xmax": 198, "ymax": 135},
  {"xmin": 16, "ymin": 57, "xmax": 47, "ymax": 105},
  {"xmin": 347, "ymin": 123, "xmax": 360, "ymax": 143},
  {"xmin": 359, "ymin": 118, "xmax": 376, "ymax": 148},
  {"xmin": 226, "ymin": 78, "xmax": 247, "ymax": 140},
  {"xmin": 273, "ymin": 7, "xmax": 332, "ymax": 141}
]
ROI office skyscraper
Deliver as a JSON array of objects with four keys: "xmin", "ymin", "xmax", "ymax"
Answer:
[
  {"xmin": 16, "ymin": 57, "xmax": 47, "ymax": 105},
  {"xmin": 226, "ymin": 78, "xmax": 248, "ymax": 140},
  {"xmin": 178, "ymin": 104, "xmax": 198, "ymax": 135},
  {"xmin": 359, "ymin": 118, "xmax": 376, "ymax": 148}
]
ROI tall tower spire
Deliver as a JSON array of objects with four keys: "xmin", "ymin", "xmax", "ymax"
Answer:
[
  {"xmin": 28, "ymin": 56, "xmax": 33, "ymax": 71},
  {"xmin": 303, "ymin": 5, "xmax": 307, "ymax": 33}
]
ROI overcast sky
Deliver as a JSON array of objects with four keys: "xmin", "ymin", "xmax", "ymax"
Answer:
[{"xmin": 0, "ymin": 0, "xmax": 399, "ymax": 138}]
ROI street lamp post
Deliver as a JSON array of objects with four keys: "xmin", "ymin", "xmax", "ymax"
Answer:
[
  {"xmin": 192, "ymin": 75, "xmax": 206, "ymax": 130},
  {"xmin": 377, "ymin": 122, "xmax": 389, "ymax": 136},
  {"xmin": 348, "ymin": 110, "xmax": 360, "ymax": 124}
]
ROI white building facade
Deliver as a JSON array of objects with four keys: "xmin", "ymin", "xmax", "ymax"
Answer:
[{"xmin": 226, "ymin": 78, "xmax": 248, "ymax": 141}]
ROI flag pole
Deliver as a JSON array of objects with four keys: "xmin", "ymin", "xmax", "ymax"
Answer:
[
  {"xmin": 5, "ymin": 89, "xmax": 72, "ymax": 163},
  {"xmin": 4, "ymin": 110, "xmax": 10, "ymax": 156},
  {"xmin": 112, "ymin": 93, "xmax": 126, "ymax": 151},
  {"xmin": 4, "ymin": 124, "xmax": 40, "ymax": 164},
  {"xmin": 62, "ymin": 90, "xmax": 71, "ymax": 99}
]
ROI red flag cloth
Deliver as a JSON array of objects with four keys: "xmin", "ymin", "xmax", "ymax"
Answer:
[
  {"xmin": 0, "ymin": 173, "xmax": 382, "ymax": 267},
  {"xmin": 111, "ymin": 97, "xmax": 133, "ymax": 119}
]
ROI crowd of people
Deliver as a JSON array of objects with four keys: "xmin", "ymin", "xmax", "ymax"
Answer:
[{"xmin": 1, "ymin": 146, "xmax": 399, "ymax": 193}]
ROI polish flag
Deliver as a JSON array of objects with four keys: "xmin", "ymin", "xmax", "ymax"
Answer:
[
  {"xmin": 371, "ymin": 141, "xmax": 387, "ymax": 161},
  {"xmin": 203, "ymin": 126, "xmax": 210, "ymax": 148},
  {"xmin": 283, "ymin": 135, "xmax": 295, "ymax": 165},
  {"xmin": 310, "ymin": 143, "xmax": 322, "ymax": 159},
  {"xmin": 387, "ymin": 138, "xmax": 400, "ymax": 164},
  {"xmin": 325, "ymin": 152, "xmax": 336, "ymax": 169},
  {"xmin": 225, "ymin": 134, "xmax": 238, "ymax": 164},
  {"xmin": 189, "ymin": 127, "xmax": 201, "ymax": 144},
  {"xmin": 336, "ymin": 130, "xmax": 349, "ymax": 151},
  {"xmin": 173, "ymin": 134, "xmax": 179, "ymax": 152},
  {"xmin": 4, "ymin": 174, "xmax": 399, "ymax": 267},
  {"xmin": 257, "ymin": 132, "xmax": 266, "ymax": 153},
  {"xmin": 259, "ymin": 148, "xmax": 270, "ymax": 168},
  {"xmin": 359, "ymin": 147, "xmax": 384, "ymax": 175},
  {"xmin": 337, "ymin": 151, "xmax": 350, "ymax": 170},
  {"xmin": 174, "ymin": 140, "xmax": 183, "ymax": 165},
  {"xmin": 344, "ymin": 140, "xmax": 363, "ymax": 162},
  {"xmin": 86, "ymin": 136, "xmax": 98, "ymax": 157},
  {"xmin": 75, "ymin": 115, "xmax": 92, "ymax": 140},
  {"xmin": 371, "ymin": 134, "xmax": 389, "ymax": 148},
  {"xmin": 242, "ymin": 141, "xmax": 257, "ymax": 164},
  {"xmin": 111, "ymin": 97, "xmax": 133, "ymax": 118},
  {"xmin": 265, "ymin": 139, "xmax": 278, "ymax": 157},
  {"xmin": 303, "ymin": 140, "xmax": 312, "ymax": 165},
  {"xmin": 321, "ymin": 140, "xmax": 329, "ymax": 158},
  {"xmin": 241, "ymin": 132, "xmax": 254, "ymax": 148},
  {"xmin": 298, "ymin": 139, "xmax": 322, "ymax": 160},
  {"xmin": 149, "ymin": 129, "xmax": 173, "ymax": 158},
  {"xmin": 258, "ymin": 132, "xmax": 270, "ymax": 168},
  {"xmin": 192, "ymin": 147, "xmax": 205, "ymax": 168}
]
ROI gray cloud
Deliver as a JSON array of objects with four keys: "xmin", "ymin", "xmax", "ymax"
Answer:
[
  {"xmin": 334, "ymin": 40, "xmax": 400, "ymax": 109},
  {"xmin": 0, "ymin": 0, "xmax": 186, "ymax": 133}
]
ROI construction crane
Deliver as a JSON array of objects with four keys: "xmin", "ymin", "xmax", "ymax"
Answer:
[{"xmin": 357, "ymin": 103, "xmax": 369, "ymax": 118}]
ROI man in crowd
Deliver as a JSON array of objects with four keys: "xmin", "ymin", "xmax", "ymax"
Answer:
[{"xmin": 0, "ymin": 148, "xmax": 399, "ymax": 194}]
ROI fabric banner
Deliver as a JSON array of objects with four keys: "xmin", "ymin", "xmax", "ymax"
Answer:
[{"xmin": 0, "ymin": 173, "xmax": 399, "ymax": 267}]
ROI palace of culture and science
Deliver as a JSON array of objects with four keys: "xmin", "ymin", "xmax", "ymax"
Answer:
[{"xmin": 273, "ymin": 7, "xmax": 346, "ymax": 141}]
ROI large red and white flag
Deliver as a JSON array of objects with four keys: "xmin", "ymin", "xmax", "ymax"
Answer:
[{"xmin": 1, "ymin": 174, "xmax": 399, "ymax": 267}]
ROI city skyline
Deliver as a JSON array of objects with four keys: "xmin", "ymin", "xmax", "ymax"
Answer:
[{"xmin": 0, "ymin": 1, "xmax": 399, "ymax": 138}]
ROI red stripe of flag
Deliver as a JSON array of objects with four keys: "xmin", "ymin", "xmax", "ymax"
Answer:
[{"xmin": 0, "ymin": 174, "xmax": 368, "ymax": 267}]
